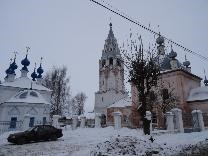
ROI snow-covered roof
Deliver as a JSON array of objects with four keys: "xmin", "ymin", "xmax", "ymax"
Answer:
[
  {"xmin": 108, "ymin": 97, "xmax": 131, "ymax": 108},
  {"xmin": 0, "ymin": 77, "xmax": 51, "ymax": 91},
  {"xmin": 5, "ymin": 89, "xmax": 50, "ymax": 105},
  {"xmin": 187, "ymin": 86, "xmax": 208, "ymax": 102}
]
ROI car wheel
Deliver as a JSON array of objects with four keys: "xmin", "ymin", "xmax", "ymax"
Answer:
[
  {"xmin": 16, "ymin": 138, "xmax": 26, "ymax": 145},
  {"xmin": 50, "ymin": 135, "xmax": 57, "ymax": 141}
]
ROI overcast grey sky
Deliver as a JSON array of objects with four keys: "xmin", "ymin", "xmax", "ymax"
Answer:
[{"xmin": 0, "ymin": 0, "xmax": 208, "ymax": 112}]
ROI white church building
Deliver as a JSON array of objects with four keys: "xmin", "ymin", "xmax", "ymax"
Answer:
[
  {"xmin": 0, "ymin": 52, "xmax": 52, "ymax": 134},
  {"xmin": 94, "ymin": 23, "xmax": 129, "ymax": 117}
]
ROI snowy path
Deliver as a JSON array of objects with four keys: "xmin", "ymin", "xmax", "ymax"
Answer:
[{"xmin": 0, "ymin": 127, "xmax": 208, "ymax": 156}]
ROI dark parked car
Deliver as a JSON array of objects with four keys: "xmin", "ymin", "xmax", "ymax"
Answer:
[{"xmin": 7, "ymin": 125, "xmax": 63, "ymax": 145}]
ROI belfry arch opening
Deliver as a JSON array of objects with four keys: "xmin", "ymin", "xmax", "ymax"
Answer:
[
  {"xmin": 102, "ymin": 60, "xmax": 106, "ymax": 67},
  {"xmin": 109, "ymin": 57, "xmax": 113, "ymax": 65}
]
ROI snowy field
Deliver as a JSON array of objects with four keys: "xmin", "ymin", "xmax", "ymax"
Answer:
[{"xmin": 0, "ymin": 127, "xmax": 208, "ymax": 156}]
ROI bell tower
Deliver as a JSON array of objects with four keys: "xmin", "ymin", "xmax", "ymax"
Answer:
[{"xmin": 94, "ymin": 23, "xmax": 128, "ymax": 115}]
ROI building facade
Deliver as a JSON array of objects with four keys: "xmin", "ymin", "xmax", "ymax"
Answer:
[
  {"xmin": 94, "ymin": 23, "xmax": 128, "ymax": 117},
  {"xmin": 131, "ymin": 34, "xmax": 208, "ymax": 128},
  {"xmin": 0, "ymin": 53, "xmax": 52, "ymax": 133}
]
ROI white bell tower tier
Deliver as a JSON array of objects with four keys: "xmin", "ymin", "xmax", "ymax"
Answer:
[{"xmin": 94, "ymin": 23, "xmax": 128, "ymax": 115}]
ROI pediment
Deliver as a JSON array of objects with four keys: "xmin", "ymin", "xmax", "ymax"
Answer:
[
  {"xmin": 8, "ymin": 107, "xmax": 20, "ymax": 116},
  {"xmin": 43, "ymin": 107, "xmax": 50, "ymax": 114},
  {"xmin": 26, "ymin": 107, "xmax": 38, "ymax": 115}
]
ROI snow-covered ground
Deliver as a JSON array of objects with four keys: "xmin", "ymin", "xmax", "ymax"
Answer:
[{"xmin": 0, "ymin": 127, "xmax": 208, "ymax": 156}]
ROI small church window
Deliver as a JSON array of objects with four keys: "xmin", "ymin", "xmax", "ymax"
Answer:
[
  {"xmin": 123, "ymin": 115, "xmax": 128, "ymax": 123},
  {"xmin": 10, "ymin": 117, "xmax": 17, "ymax": 128},
  {"xmin": 102, "ymin": 97, "xmax": 104, "ymax": 102},
  {"xmin": 30, "ymin": 91, "xmax": 38, "ymax": 97},
  {"xmin": 117, "ymin": 59, "xmax": 121, "ymax": 66},
  {"xmin": 102, "ymin": 60, "xmax": 106, "ymax": 67},
  {"xmin": 29, "ymin": 117, "xmax": 35, "ymax": 127},
  {"xmin": 103, "ymin": 81, "xmax": 104, "ymax": 85},
  {"xmin": 162, "ymin": 89, "xmax": 169, "ymax": 100},
  {"xmin": 43, "ymin": 117, "xmax": 46, "ymax": 125},
  {"xmin": 109, "ymin": 57, "xmax": 113, "ymax": 65},
  {"xmin": 19, "ymin": 92, "xmax": 28, "ymax": 99}
]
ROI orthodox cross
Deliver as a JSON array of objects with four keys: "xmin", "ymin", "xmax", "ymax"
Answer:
[
  {"xmin": 26, "ymin": 47, "xmax": 30, "ymax": 54},
  {"xmin": 13, "ymin": 51, "xmax": 18, "ymax": 59},
  {"xmin": 40, "ymin": 57, "xmax": 43, "ymax": 64}
]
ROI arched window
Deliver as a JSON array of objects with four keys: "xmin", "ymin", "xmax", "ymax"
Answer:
[
  {"xmin": 117, "ymin": 59, "xmax": 121, "ymax": 66},
  {"xmin": 109, "ymin": 57, "xmax": 113, "ymax": 65},
  {"xmin": 162, "ymin": 88, "xmax": 169, "ymax": 100},
  {"xmin": 123, "ymin": 115, "xmax": 128, "ymax": 123},
  {"xmin": 102, "ymin": 60, "xmax": 106, "ymax": 67}
]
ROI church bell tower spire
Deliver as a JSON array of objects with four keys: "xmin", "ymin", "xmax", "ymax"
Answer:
[{"xmin": 94, "ymin": 23, "xmax": 128, "ymax": 115}]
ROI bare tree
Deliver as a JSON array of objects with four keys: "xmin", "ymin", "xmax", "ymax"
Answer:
[
  {"xmin": 72, "ymin": 92, "xmax": 87, "ymax": 115},
  {"xmin": 44, "ymin": 66, "xmax": 70, "ymax": 116},
  {"xmin": 122, "ymin": 35, "xmax": 160, "ymax": 135},
  {"xmin": 154, "ymin": 80, "xmax": 179, "ymax": 114}
]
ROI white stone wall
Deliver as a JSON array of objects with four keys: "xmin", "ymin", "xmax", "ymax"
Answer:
[
  {"xmin": 95, "ymin": 60, "xmax": 128, "ymax": 114},
  {"xmin": 0, "ymin": 102, "xmax": 50, "ymax": 125},
  {"xmin": 95, "ymin": 90, "xmax": 127, "ymax": 114}
]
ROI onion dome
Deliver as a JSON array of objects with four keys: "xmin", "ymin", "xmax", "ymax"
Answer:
[
  {"xmin": 204, "ymin": 76, "xmax": 208, "ymax": 86},
  {"xmin": 5, "ymin": 55, "xmax": 18, "ymax": 75},
  {"xmin": 21, "ymin": 54, "xmax": 30, "ymax": 71},
  {"xmin": 183, "ymin": 60, "xmax": 190, "ymax": 67},
  {"xmin": 183, "ymin": 55, "xmax": 190, "ymax": 67},
  {"xmin": 21, "ymin": 55, "xmax": 30, "ymax": 67},
  {"xmin": 156, "ymin": 33, "xmax": 164, "ymax": 45},
  {"xmin": 31, "ymin": 67, "xmax": 37, "ymax": 81},
  {"xmin": 169, "ymin": 48, "xmax": 177, "ymax": 59},
  {"xmin": 37, "ymin": 64, "xmax": 44, "ymax": 78},
  {"xmin": 204, "ymin": 70, "xmax": 208, "ymax": 86},
  {"xmin": 10, "ymin": 59, "xmax": 18, "ymax": 71},
  {"xmin": 5, "ymin": 66, "xmax": 14, "ymax": 75}
]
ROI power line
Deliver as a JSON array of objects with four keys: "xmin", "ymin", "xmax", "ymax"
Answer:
[{"xmin": 90, "ymin": 0, "xmax": 208, "ymax": 62}]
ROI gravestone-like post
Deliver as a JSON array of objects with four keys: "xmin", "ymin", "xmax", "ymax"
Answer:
[
  {"xmin": 171, "ymin": 108, "xmax": 184, "ymax": 133},
  {"xmin": 113, "ymin": 111, "xmax": 122, "ymax": 130},
  {"xmin": 165, "ymin": 111, "xmax": 174, "ymax": 132},
  {"xmin": 52, "ymin": 115, "xmax": 60, "ymax": 128},
  {"xmin": 192, "ymin": 110, "xmax": 204, "ymax": 132},
  {"xmin": 80, "ymin": 115, "xmax": 86, "ymax": 128},
  {"xmin": 72, "ymin": 115, "xmax": 78, "ymax": 130},
  {"xmin": 95, "ymin": 113, "xmax": 101, "ymax": 128},
  {"xmin": 22, "ymin": 114, "xmax": 31, "ymax": 131},
  {"xmin": 145, "ymin": 111, "xmax": 152, "ymax": 134}
]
